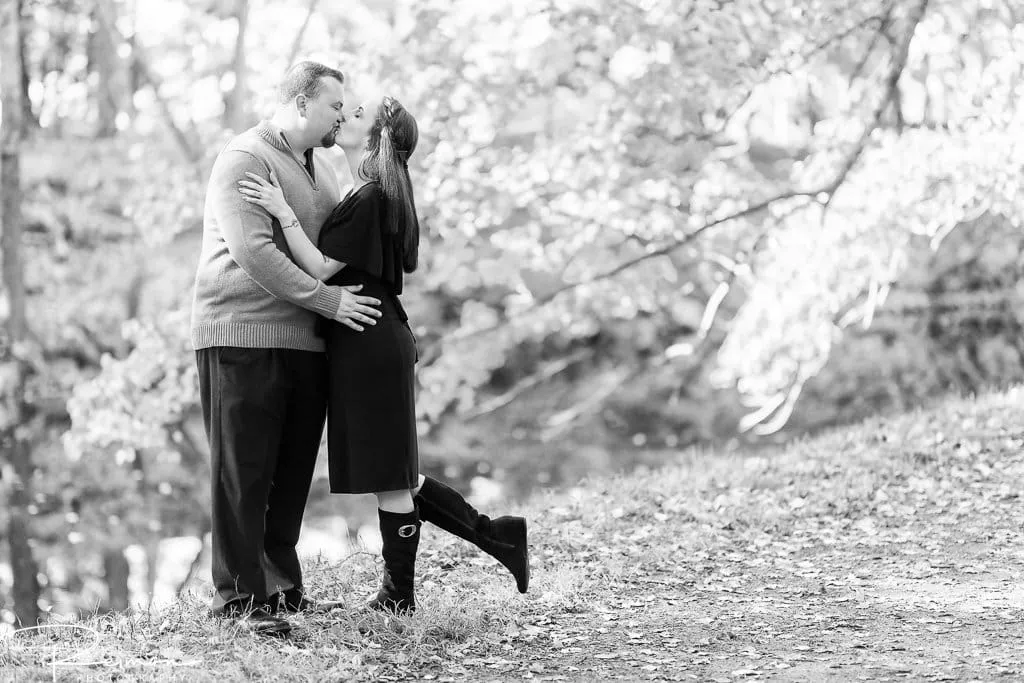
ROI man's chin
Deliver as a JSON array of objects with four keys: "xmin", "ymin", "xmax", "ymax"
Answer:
[{"xmin": 321, "ymin": 130, "xmax": 340, "ymax": 148}]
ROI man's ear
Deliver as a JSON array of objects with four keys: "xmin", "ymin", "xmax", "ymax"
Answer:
[{"xmin": 295, "ymin": 94, "xmax": 307, "ymax": 117}]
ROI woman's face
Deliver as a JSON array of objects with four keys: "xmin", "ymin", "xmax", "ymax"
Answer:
[{"xmin": 336, "ymin": 96, "xmax": 381, "ymax": 150}]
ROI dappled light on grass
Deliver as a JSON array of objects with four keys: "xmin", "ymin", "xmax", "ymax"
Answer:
[
  {"xmin": 2, "ymin": 541, "xmax": 527, "ymax": 681},
  {"xmin": 6, "ymin": 386, "xmax": 1024, "ymax": 678}
]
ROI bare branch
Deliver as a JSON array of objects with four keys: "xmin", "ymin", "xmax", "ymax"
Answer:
[
  {"xmin": 719, "ymin": 7, "xmax": 892, "ymax": 136},
  {"xmin": 744, "ymin": 373, "xmax": 807, "ymax": 435},
  {"xmin": 802, "ymin": 11, "xmax": 890, "ymax": 65},
  {"xmin": 541, "ymin": 365, "xmax": 638, "ymax": 441},
  {"xmin": 464, "ymin": 349, "xmax": 590, "ymax": 420},
  {"xmin": 530, "ymin": 230, "xmax": 772, "ymax": 437},
  {"xmin": 44, "ymin": 323, "xmax": 114, "ymax": 368},
  {"xmin": 444, "ymin": 190, "xmax": 816, "ymax": 346},
  {"xmin": 850, "ymin": 4, "xmax": 895, "ymax": 84},
  {"xmin": 649, "ymin": 8, "xmax": 896, "ymax": 152}
]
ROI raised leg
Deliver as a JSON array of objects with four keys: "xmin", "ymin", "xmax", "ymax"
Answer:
[{"xmin": 415, "ymin": 476, "xmax": 529, "ymax": 593}]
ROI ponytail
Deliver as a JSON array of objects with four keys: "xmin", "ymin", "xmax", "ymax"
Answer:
[{"xmin": 360, "ymin": 99, "xmax": 421, "ymax": 273}]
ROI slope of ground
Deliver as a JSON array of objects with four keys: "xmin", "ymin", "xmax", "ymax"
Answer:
[{"xmin": 4, "ymin": 387, "xmax": 1024, "ymax": 681}]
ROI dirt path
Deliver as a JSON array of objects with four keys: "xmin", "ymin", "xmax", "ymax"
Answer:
[
  {"xmin": 425, "ymin": 390, "xmax": 1024, "ymax": 681},
  {"xmin": 501, "ymin": 551, "xmax": 1024, "ymax": 681}
]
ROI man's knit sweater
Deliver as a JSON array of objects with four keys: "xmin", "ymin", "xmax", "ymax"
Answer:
[{"xmin": 191, "ymin": 121, "xmax": 343, "ymax": 352}]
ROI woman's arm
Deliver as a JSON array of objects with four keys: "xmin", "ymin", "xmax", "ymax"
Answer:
[{"xmin": 238, "ymin": 170, "xmax": 346, "ymax": 281}]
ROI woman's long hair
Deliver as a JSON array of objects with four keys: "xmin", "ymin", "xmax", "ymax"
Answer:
[{"xmin": 358, "ymin": 97, "xmax": 420, "ymax": 273}]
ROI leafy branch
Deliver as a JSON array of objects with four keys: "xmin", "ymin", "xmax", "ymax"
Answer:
[
  {"xmin": 736, "ymin": 0, "xmax": 932, "ymax": 433},
  {"xmin": 436, "ymin": 0, "xmax": 930, "ymax": 353}
]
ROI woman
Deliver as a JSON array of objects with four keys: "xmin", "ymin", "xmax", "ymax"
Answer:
[{"xmin": 238, "ymin": 96, "xmax": 529, "ymax": 614}]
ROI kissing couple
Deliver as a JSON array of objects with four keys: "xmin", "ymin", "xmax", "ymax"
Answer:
[{"xmin": 190, "ymin": 60, "xmax": 530, "ymax": 636}]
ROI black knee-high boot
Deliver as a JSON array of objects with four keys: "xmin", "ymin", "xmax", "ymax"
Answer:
[
  {"xmin": 415, "ymin": 476, "xmax": 529, "ymax": 593},
  {"xmin": 368, "ymin": 508, "xmax": 420, "ymax": 614}
]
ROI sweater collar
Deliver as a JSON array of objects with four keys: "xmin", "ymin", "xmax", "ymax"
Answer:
[
  {"xmin": 255, "ymin": 120, "xmax": 299, "ymax": 155},
  {"xmin": 256, "ymin": 120, "xmax": 318, "ymax": 185}
]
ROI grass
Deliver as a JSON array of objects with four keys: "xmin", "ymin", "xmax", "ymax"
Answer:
[
  {"xmin": 0, "ymin": 540, "xmax": 532, "ymax": 682},
  {"xmin": 5, "ymin": 386, "xmax": 1024, "ymax": 681}
]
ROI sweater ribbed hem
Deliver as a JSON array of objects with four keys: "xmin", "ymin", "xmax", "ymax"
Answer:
[{"xmin": 191, "ymin": 323, "xmax": 325, "ymax": 352}]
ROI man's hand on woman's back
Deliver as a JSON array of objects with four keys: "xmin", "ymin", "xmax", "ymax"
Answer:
[{"xmin": 334, "ymin": 285, "xmax": 382, "ymax": 331}]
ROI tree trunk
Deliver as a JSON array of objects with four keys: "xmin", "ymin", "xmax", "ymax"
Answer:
[
  {"xmin": 285, "ymin": 0, "xmax": 320, "ymax": 69},
  {"xmin": 18, "ymin": 6, "xmax": 36, "ymax": 130},
  {"xmin": 123, "ymin": 0, "xmax": 139, "ymax": 119},
  {"xmin": 0, "ymin": 0, "xmax": 41, "ymax": 628},
  {"xmin": 5, "ymin": 443, "xmax": 39, "ymax": 627},
  {"xmin": 90, "ymin": 0, "xmax": 126, "ymax": 137},
  {"xmin": 102, "ymin": 547, "xmax": 130, "ymax": 612},
  {"xmin": 223, "ymin": 0, "xmax": 250, "ymax": 131},
  {"xmin": 91, "ymin": 2, "xmax": 202, "ymax": 168}
]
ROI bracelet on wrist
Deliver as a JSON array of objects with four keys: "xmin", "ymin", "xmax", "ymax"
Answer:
[{"xmin": 281, "ymin": 217, "xmax": 300, "ymax": 230}]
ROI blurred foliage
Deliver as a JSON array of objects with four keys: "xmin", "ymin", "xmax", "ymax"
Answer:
[{"xmin": 0, "ymin": 0, "xmax": 1022, "ymax": 617}]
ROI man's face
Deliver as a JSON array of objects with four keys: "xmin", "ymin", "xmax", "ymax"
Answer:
[{"xmin": 300, "ymin": 77, "xmax": 345, "ymax": 148}]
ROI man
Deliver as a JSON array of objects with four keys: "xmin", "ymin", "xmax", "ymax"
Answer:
[{"xmin": 190, "ymin": 61, "xmax": 381, "ymax": 636}]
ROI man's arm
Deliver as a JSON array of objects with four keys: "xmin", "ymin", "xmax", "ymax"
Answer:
[{"xmin": 210, "ymin": 150, "xmax": 380, "ymax": 329}]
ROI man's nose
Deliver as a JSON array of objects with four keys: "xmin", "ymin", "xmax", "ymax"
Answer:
[{"xmin": 338, "ymin": 112, "xmax": 346, "ymax": 124}]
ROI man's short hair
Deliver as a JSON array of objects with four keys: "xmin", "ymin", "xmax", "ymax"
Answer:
[{"xmin": 278, "ymin": 61, "xmax": 345, "ymax": 104}]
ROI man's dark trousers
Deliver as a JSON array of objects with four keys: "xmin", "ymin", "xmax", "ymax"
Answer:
[{"xmin": 197, "ymin": 347, "xmax": 328, "ymax": 613}]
